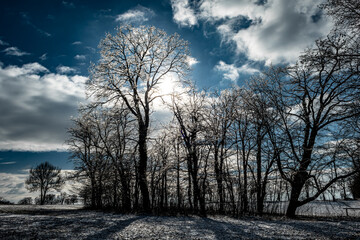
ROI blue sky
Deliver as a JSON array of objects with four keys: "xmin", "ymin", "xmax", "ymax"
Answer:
[{"xmin": 0, "ymin": 0, "xmax": 334, "ymax": 201}]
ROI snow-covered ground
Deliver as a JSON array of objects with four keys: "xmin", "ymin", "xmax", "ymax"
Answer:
[
  {"xmin": 0, "ymin": 205, "xmax": 360, "ymax": 239},
  {"xmin": 264, "ymin": 200, "xmax": 360, "ymax": 217}
]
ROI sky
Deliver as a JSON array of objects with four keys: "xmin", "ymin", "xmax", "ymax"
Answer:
[{"xmin": 0, "ymin": 0, "xmax": 334, "ymax": 202}]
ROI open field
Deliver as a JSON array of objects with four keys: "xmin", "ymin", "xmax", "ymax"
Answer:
[
  {"xmin": 0, "ymin": 205, "xmax": 360, "ymax": 239},
  {"xmin": 264, "ymin": 200, "xmax": 360, "ymax": 217}
]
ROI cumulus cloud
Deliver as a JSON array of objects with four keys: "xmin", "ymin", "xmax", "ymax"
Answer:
[
  {"xmin": 215, "ymin": 61, "xmax": 259, "ymax": 83},
  {"xmin": 56, "ymin": 65, "xmax": 77, "ymax": 74},
  {"xmin": 2, "ymin": 47, "xmax": 30, "ymax": 57},
  {"xmin": 116, "ymin": 6, "xmax": 155, "ymax": 23},
  {"xmin": 2, "ymin": 62, "xmax": 48, "ymax": 76},
  {"xmin": 171, "ymin": 0, "xmax": 198, "ymax": 27},
  {"xmin": 215, "ymin": 61, "xmax": 240, "ymax": 82},
  {"xmin": 186, "ymin": 56, "xmax": 199, "ymax": 67},
  {"xmin": 171, "ymin": 0, "xmax": 333, "ymax": 64},
  {"xmin": 0, "ymin": 62, "xmax": 87, "ymax": 151},
  {"xmin": 199, "ymin": 0, "xmax": 261, "ymax": 21},
  {"xmin": 220, "ymin": 0, "xmax": 333, "ymax": 64},
  {"xmin": 74, "ymin": 54, "xmax": 86, "ymax": 60}
]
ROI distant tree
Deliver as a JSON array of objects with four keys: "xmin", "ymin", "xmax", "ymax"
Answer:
[
  {"xmin": 44, "ymin": 194, "xmax": 57, "ymax": 205},
  {"xmin": 18, "ymin": 197, "xmax": 32, "ymax": 205},
  {"xmin": 59, "ymin": 192, "xmax": 67, "ymax": 205},
  {"xmin": 25, "ymin": 162, "xmax": 64, "ymax": 205},
  {"xmin": 0, "ymin": 197, "xmax": 13, "ymax": 205},
  {"xmin": 68, "ymin": 194, "xmax": 78, "ymax": 205}
]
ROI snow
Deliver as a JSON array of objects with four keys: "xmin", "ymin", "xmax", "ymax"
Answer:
[
  {"xmin": 0, "ymin": 205, "xmax": 359, "ymax": 239},
  {"xmin": 264, "ymin": 200, "xmax": 360, "ymax": 217}
]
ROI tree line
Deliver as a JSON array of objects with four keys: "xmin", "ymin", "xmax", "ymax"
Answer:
[{"xmin": 67, "ymin": 0, "xmax": 360, "ymax": 218}]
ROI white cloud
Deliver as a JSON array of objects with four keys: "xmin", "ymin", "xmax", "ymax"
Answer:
[
  {"xmin": 224, "ymin": 0, "xmax": 333, "ymax": 64},
  {"xmin": 0, "ymin": 62, "xmax": 87, "ymax": 151},
  {"xmin": 0, "ymin": 172, "xmax": 31, "ymax": 203},
  {"xmin": 2, "ymin": 47, "xmax": 30, "ymax": 57},
  {"xmin": 116, "ymin": 6, "xmax": 155, "ymax": 23},
  {"xmin": 215, "ymin": 61, "xmax": 259, "ymax": 83},
  {"xmin": 215, "ymin": 61, "xmax": 240, "ymax": 82},
  {"xmin": 0, "ymin": 162, "xmax": 16, "ymax": 165},
  {"xmin": 2, "ymin": 62, "xmax": 48, "ymax": 77},
  {"xmin": 172, "ymin": 0, "xmax": 333, "ymax": 64},
  {"xmin": 0, "ymin": 39, "xmax": 9, "ymax": 46},
  {"xmin": 39, "ymin": 53, "xmax": 48, "ymax": 61},
  {"xmin": 71, "ymin": 75, "xmax": 88, "ymax": 85},
  {"xmin": 171, "ymin": 0, "xmax": 198, "ymax": 27},
  {"xmin": 72, "ymin": 41, "xmax": 82, "ymax": 45},
  {"xmin": 199, "ymin": 0, "xmax": 261, "ymax": 21},
  {"xmin": 186, "ymin": 56, "xmax": 199, "ymax": 67},
  {"xmin": 74, "ymin": 55, "xmax": 86, "ymax": 60},
  {"xmin": 56, "ymin": 65, "xmax": 77, "ymax": 74},
  {"xmin": 238, "ymin": 63, "xmax": 260, "ymax": 75}
]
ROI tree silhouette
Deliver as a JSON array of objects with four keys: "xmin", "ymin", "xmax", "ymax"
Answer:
[{"xmin": 25, "ymin": 162, "xmax": 64, "ymax": 205}]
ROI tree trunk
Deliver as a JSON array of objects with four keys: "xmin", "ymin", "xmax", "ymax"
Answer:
[
  {"xmin": 121, "ymin": 176, "xmax": 131, "ymax": 211},
  {"xmin": 91, "ymin": 177, "xmax": 96, "ymax": 208},
  {"xmin": 242, "ymin": 145, "xmax": 248, "ymax": 213},
  {"xmin": 176, "ymin": 143, "xmax": 182, "ymax": 210},
  {"xmin": 214, "ymin": 148, "xmax": 224, "ymax": 214},
  {"xmin": 138, "ymin": 126, "xmax": 150, "ymax": 212},
  {"xmin": 256, "ymin": 128, "xmax": 263, "ymax": 215},
  {"xmin": 286, "ymin": 172, "xmax": 307, "ymax": 217},
  {"xmin": 40, "ymin": 185, "xmax": 45, "ymax": 205}
]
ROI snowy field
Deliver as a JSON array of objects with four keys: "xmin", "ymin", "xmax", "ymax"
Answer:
[
  {"xmin": 0, "ymin": 205, "xmax": 360, "ymax": 240},
  {"xmin": 264, "ymin": 200, "xmax": 360, "ymax": 217}
]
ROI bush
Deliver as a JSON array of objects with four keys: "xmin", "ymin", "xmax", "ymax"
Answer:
[{"xmin": 18, "ymin": 197, "xmax": 33, "ymax": 205}]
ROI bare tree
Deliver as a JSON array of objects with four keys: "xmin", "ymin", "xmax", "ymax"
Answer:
[
  {"xmin": 204, "ymin": 89, "xmax": 238, "ymax": 214},
  {"xmin": 91, "ymin": 106, "xmax": 136, "ymax": 211},
  {"xmin": 256, "ymin": 30, "xmax": 360, "ymax": 217},
  {"xmin": 88, "ymin": 25, "xmax": 190, "ymax": 211},
  {"xmin": 25, "ymin": 162, "xmax": 64, "ymax": 205},
  {"xmin": 321, "ymin": 0, "xmax": 360, "ymax": 32},
  {"xmin": 67, "ymin": 110, "xmax": 111, "ymax": 208},
  {"xmin": 233, "ymin": 88, "xmax": 257, "ymax": 214},
  {"xmin": 171, "ymin": 89, "xmax": 208, "ymax": 216},
  {"xmin": 241, "ymin": 85, "xmax": 278, "ymax": 215}
]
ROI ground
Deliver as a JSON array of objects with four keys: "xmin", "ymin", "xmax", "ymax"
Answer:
[{"xmin": 0, "ymin": 205, "xmax": 359, "ymax": 239}]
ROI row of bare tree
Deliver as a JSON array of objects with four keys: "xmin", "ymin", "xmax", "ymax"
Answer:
[{"xmin": 67, "ymin": 0, "xmax": 360, "ymax": 217}]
